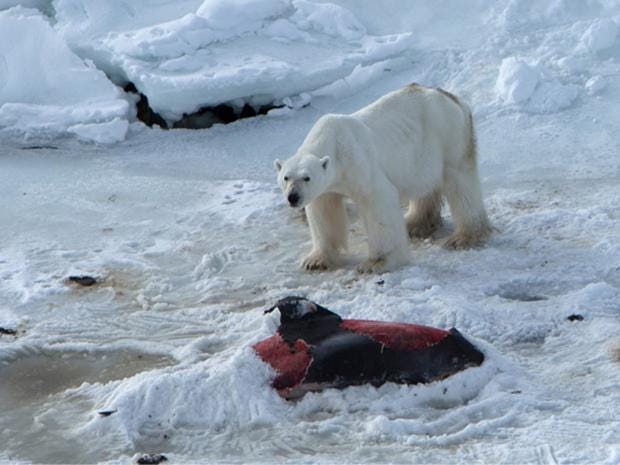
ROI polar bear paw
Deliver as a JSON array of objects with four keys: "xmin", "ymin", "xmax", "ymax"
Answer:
[
  {"xmin": 357, "ymin": 257, "xmax": 388, "ymax": 274},
  {"xmin": 301, "ymin": 250, "xmax": 334, "ymax": 271},
  {"xmin": 358, "ymin": 248, "xmax": 410, "ymax": 273},
  {"xmin": 443, "ymin": 232, "xmax": 480, "ymax": 249}
]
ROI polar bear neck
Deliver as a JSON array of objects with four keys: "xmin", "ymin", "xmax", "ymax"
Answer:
[
  {"xmin": 300, "ymin": 116, "xmax": 340, "ymax": 154},
  {"xmin": 298, "ymin": 113, "xmax": 376, "ymax": 198}
]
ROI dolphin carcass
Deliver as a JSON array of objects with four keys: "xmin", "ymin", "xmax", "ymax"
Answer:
[{"xmin": 253, "ymin": 297, "xmax": 484, "ymax": 399}]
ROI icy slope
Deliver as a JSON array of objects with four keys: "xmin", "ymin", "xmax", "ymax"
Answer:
[
  {"xmin": 0, "ymin": 0, "xmax": 417, "ymax": 139},
  {"xmin": 2, "ymin": 0, "xmax": 618, "ymax": 139},
  {"xmin": 0, "ymin": 8, "xmax": 129, "ymax": 143},
  {"xmin": 53, "ymin": 0, "xmax": 415, "ymax": 122}
]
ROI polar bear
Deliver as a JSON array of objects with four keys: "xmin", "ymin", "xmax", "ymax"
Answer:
[{"xmin": 274, "ymin": 83, "xmax": 492, "ymax": 272}]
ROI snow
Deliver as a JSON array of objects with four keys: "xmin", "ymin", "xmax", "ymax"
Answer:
[
  {"xmin": 496, "ymin": 57, "xmax": 540, "ymax": 104},
  {"xmin": 1, "ymin": 0, "xmax": 620, "ymax": 464},
  {"xmin": 291, "ymin": 0, "xmax": 366, "ymax": 40},
  {"xmin": 52, "ymin": 0, "xmax": 415, "ymax": 123},
  {"xmin": 0, "ymin": 7, "xmax": 129, "ymax": 143},
  {"xmin": 580, "ymin": 18, "xmax": 619, "ymax": 52},
  {"xmin": 585, "ymin": 74, "xmax": 607, "ymax": 94},
  {"xmin": 67, "ymin": 117, "xmax": 129, "ymax": 144},
  {"xmin": 197, "ymin": 0, "xmax": 290, "ymax": 30},
  {"xmin": 526, "ymin": 81, "xmax": 580, "ymax": 114}
]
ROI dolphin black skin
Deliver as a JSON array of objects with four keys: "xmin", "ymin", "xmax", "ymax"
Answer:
[{"xmin": 254, "ymin": 297, "xmax": 484, "ymax": 399}]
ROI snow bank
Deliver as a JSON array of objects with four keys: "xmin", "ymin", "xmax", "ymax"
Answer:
[
  {"xmin": 0, "ymin": 0, "xmax": 52, "ymax": 14},
  {"xmin": 496, "ymin": 58, "xmax": 578, "ymax": 113},
  {"xmin": 53, "ymin": 0, "xmax": 415, "ymax": 122},
  {"xmin": 0, "ymin": 8, "xmax": 129, "ymax": 143},
  {"xmin": 79, "ymin": 347, "xmax": 285, "ymax": 446},
  {"xmin": 495, "ymin": 57, "xmax": 539, "ymax": 104},
  {"xmin": 0, "ymin": 306, "xmax": 20, "ymax": 331},
  {"xmin": 585, "ymin": 75, "xmax": 607, "ymax": 94},
  {"xmin": 197, "ymin": 0, "xmax": 290, "ymax": 31},
  {"xmin": 579, "ymin": 18, "xmax": 618, "ymax": 53},
  {"xmin": 491, "ymin": 2, "xmax": 620, "ymax": 115},
  {"xmin": 496, "ymin": 64, "xmax": 578, "ymax": 116},
  {"xmin": 67, "ymin": 117, "xmax": 130, "ymax": 144},
  {"xmin": 1, "ymin": 0, "xmax": 618, "ymax": 139},
  {"xmin": 526, "ymin": 81, "xmax": 579, "ymax": 114},
  {"xmin": 77, "ymin": 336, "xmax": 555, "ymax": 459}
]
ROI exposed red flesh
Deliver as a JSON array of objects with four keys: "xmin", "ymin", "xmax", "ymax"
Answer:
[
  {"xmin": 340, "ymin": 320, "xmax": 448, "ymax": 351},
  {"xmin": 253, "ymin": 334, "xmax": 312, "ymax": 390}
]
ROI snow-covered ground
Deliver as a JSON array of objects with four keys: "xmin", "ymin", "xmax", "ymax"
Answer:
[{"xmin": 1, "ymin": 1, "xmax": 620, "ymax": 464}]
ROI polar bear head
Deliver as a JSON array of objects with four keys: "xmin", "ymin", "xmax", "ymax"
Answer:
[{"xmin": 274, "ymin": 153, "xmax": 331, "ymax": 208}]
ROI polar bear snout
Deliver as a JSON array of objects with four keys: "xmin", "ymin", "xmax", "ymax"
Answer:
[{"xmin": 287, "ymin": 191, "xmax": 301, "ymax": 207}]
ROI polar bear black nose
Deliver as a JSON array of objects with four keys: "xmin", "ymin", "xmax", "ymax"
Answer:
[{"xmin": 288, "ymin": 192, "xmax": 300, "ymax": 207}]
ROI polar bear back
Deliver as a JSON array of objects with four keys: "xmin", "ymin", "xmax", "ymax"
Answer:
[
  {"xmin": 350, "ymin": 85, "xmax": 472, "ymax": 198},
  {"xmin": 295, "ymin": 84, "xmax": 473, "ymax": 201}
]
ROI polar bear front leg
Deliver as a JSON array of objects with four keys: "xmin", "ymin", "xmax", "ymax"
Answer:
[
  {"xmin": 357, "ymin": 184, "xmax": 410, "ymax": 273},
  {"xmin": 302, "ymin": 193, "xmax": 348, "ymax": 271}
]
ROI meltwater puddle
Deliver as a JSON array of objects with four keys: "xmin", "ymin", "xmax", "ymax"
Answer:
[
  {"xmin": 0, "ymin": 347, "xmax": 174, "ymax": 464},
  {"xmin": 0, "ymin": 347, "xmax": 173, "ymax": 406}
]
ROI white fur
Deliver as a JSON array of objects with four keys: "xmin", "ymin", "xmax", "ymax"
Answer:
[{"xmin": 275, "ymin": 84, "xmax": 492, "ymax": 272}]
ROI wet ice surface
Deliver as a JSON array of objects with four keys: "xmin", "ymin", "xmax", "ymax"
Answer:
[
  {"xmin": 0, "ymin": 349, "xmax": 172, "ymax": 406},
  {"xmin": 1, "ymin": 114, "xmax": 619, "ymax": 463},
  {"xmin": 0, "ymin": 348, "xmax": 172, "ymax": 464}
]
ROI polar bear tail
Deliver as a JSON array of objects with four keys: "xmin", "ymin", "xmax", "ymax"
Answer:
[
  {"xmin": 465, "ymin": 108, "xmax": 478, "ymax": 164},
  {"xmin": 436, "ymin": 87, "xmax": 477, "ymax": 164}
]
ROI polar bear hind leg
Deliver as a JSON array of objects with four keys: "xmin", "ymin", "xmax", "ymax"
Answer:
[
  {"xmin": 442, "ymin": 107, "xmax": 492, "ymax": 248},
  {"xmin": 302, "ymin": 193, "xmax": 348, "ymax": 270},
  {"xmin": 443, "ymin": 163, "xmax": 492, "ymax": 249},
  {"xmin": 405, "ymin": 189, "xmax": 443, "ymax": 239}
]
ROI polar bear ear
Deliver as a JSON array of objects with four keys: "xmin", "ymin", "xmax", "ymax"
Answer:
[
  {"xmin": 320, "ymin": 156, "xmax": 330, "ymax": 170},
  {"xmin": 274, "ymin": 159, "xmax": 283, "ymax": 172}
]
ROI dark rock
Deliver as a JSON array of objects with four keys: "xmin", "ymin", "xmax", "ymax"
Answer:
[
  {"xmin": 124, "ymin": 83, "xmax": 168, "ymax": 129},
  {"xmin": 21, "ymin": 145, "xmax": 59, "ymax": 150},
  {"xmin": 212, "ymin": 104, "xmax": 237, "ymax": 123},
  {"xmin": 124, "ymin": 83, "xmax": 138, "ymax": 93},
  {"xmin": 239, "ymin": 103, "xmax": 257, "ymax": 118},
  {"xmin": 136, "ymin": 453, "xmax": 168, "ymax": 465},
  {"xmin": 68, "ymin": 276, "xmax": 98, "ymax": 287},
  {"xmin": 172, "ymin": 108, "xmax": 221, "ymax": 129},
  {"xmin": 97, "ymin": 409, "xmax": 117, "ymax": 417},
  {"xmin": 567, "ymin": 314, "xmax": 584, "ymax": 322},
  {"xmin": 124, "ymin": 80, "xmax": 281, "ymax": 130},
  {"xmin": 0, "ymin": 327, "xmax": 17, "ymax": 336}
]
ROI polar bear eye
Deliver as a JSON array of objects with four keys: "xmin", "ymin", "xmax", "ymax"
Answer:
[
  {"xmin": 283, "ymin": 176, "xmax": 289, "ymax": 181},
  {"xmin": 303, "ymin": 176, "xmax": 311, "ymax": 182}
]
